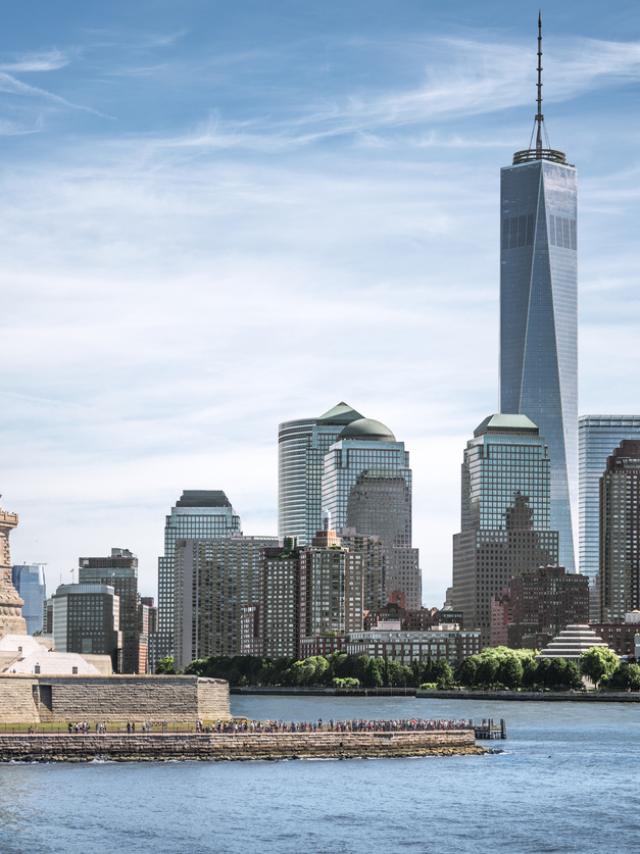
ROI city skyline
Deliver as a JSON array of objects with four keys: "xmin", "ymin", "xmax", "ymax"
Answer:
[{"xmin": 3, "ymin": 2, "xmax": 640, "ymax": 604}]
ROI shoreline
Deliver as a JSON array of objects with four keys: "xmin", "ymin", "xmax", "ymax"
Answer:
[
  {"xmin": 0, "ymin": 730, "xmax": 484, "ymax": 763},
  {"xmin": 231, "ymin": 686, "xmax": 640, "ymax": 702}
]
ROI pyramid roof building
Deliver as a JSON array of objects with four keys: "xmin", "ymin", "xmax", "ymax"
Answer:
[{"xmin": 538, "ymin": 624, "xmax": 616, "ymax": 660}]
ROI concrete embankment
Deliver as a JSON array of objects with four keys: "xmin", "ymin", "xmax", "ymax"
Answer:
[
  {"xmin": 0, "ymin": 730, "xmax": 483, "ymax": 762},
  {"xmin": 232, "ymin": 686, "xmax": 640, "ymax": 702}
]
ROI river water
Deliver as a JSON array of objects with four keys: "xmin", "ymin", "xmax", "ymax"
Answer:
[{"xmin": 1, "ymin": 695, "xmax": 638, "ymax": 854}]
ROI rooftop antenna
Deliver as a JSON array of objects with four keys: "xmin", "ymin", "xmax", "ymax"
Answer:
[{"xmin": 535, "ymin": 11, "xmax": 543, "ymax": 156}]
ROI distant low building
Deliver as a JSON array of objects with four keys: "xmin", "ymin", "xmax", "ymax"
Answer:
[{"xmin": 346, "ymin": 628, "xmax": 481, "ymax": 665}]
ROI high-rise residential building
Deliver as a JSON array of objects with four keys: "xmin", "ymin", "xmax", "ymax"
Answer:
[
  {"xmin": 156, "ymin": 491, "xmax": 241, "ymax": 665},
  {"xmin": 451, "ymin": 414, "xmax": 559, "ymax": 643},
  {"xmin": 51, "ymin": 583, "xmax": 121, "ymax": 666},
  {"xmin": 79, "ymin": 548, "xmax": 142, "ymax": 673},
  {"xmin": 338, "ymin": 529, "xmax": 387, "ymax": 614},
  {"xmin": 278, "ymin": 401, "xmax": 363, "ymax": 546},
  {"xmin": 174, "ymin": 534, "xmax": 277, "ymax": 670},
  {"xmin": 579, "ymin": 416, "xmax": 640, "ymax": 584},
  {"xmin": 259, "ymin": 542, "xmax": 304, "ymax": 659},
  {"xmin": 11, "ymin": 564, "xmax": 46, "ymax": 635},
  {"xmin": 300, "ymin": 529, "xmax": 364, "ymax": 640},
  {"xmin": 322, "ymin": 417, "xmax": 421, "ymax": 608},
  {"xmin": 499, "ymin": 18, "xmax": 577, "ymax": 571},
  {"xmin": 490, "ymin": 565, "xmax": 589, "ymax": 649},
  {"xmin": 0, "ymin": 505, "xmax": 26, "ymax": 638},
  {"xmin": 599, "ymin": 441, "xmax": 640, "ymax": 622}
]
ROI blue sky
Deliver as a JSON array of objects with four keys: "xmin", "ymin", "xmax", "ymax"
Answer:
[{"xmin": 2, "ymin": 1, "xmax": 640, "ymax": 603}]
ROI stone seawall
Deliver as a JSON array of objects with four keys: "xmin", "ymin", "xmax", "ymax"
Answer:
[{"xmin": 0, "ymin": 730, "xmax": 482, "ymax": 762}]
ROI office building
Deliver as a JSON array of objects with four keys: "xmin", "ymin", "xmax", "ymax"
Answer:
[
  {"xmin": 600, "ymin": 441, "xmax": 640, "ymax": 622},
  {"xmin": 174, "ymin": 534, "xmax": 277, "ymax": 669},
  {"xmin": 156, "ymin": 491, "xmax": 241, "ymax": 664},
  {"xmin": 278, "ymin": 401, "xmax": 363, "ymax": 546},
  {"xmin": 451, "ymin": 414, "xmax": 559, "ymax": 643},
  {"xmin": 11, "ymin": 564, "xmax": 46, "ymax": 635},
  {"xmin": 259, "ymin": 542, "xmax": 304, "ymax": 659},
  {"xmin": 51, "ymin": 583, "xmax": 121, "ymax": 667},
  {"xmin": 500, "ymin": 19, "xmax": 577, "ymax": 571},
  {"xmin": 0, "ymin": 506, "xmax": 26, "ymax": 638},
  {"xmin": 579, "ymin": 416, "xmax": 640, "ymax": 585},
  {"xmin": 490, "ymin": 565, "xmax": 589, "ymax": 649},
  {"xmin": 322, "ymin": 417, "xmax": 421, "ymax": 608},
  {"xmin": 79, "ymin": 548, "xmax": 142, "ymax": 673}
]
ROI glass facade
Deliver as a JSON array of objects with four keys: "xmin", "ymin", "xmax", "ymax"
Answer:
[
  {"xmin": 11, "ymin": 563, "xmax": 46, "ymax": 635},
  {"xmin": 278, "ymin": 402, "xmax": 363, "ymax": 546},
  {"xmin": 156, "ymin": 491, "xmax": 241, "ymax": 662},
  {"xmin": 322, "ymin": 429, "xmax": 421, "ymax": 609},
  {"xmin": 500, "ymin": 158, "xmax": 577, "ymax": 571},
  {"xmin": 578, "ymin": 416, "xmax": 640, "ymax": 583},
  {"xmin": 452, "ymin": 415, "xmax": 559, "ymax": 642}
]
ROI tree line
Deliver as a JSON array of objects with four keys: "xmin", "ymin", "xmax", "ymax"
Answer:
[{"xmin": 176, "ymin": 644, "xmax": 640, "ymax": 691}]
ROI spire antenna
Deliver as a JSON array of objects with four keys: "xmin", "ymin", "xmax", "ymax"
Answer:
[
  {"xmin": 512, "ymin": 12, "xmax": 568, "ymax": 165},
  {"xmin": 536, "ymin": 11, "xmax": 544, "ymax": 156}
]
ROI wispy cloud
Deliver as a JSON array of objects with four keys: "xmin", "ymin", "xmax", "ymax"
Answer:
[
  {"xmin": 0, "ymin": 49, "xmax": 71, "ymax": 73},
  {"xmin": 0, "ymin": 70, "xmax": 111, "ymax": 118}
]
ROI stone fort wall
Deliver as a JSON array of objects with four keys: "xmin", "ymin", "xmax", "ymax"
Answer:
[{"xmin": 0, "ymin": 675, "xmax": 230, "ymax": 723}]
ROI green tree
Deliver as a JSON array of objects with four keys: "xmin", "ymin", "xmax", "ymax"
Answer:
[
  {"xmin": 156, "ymin": 656, "xmax": 176, "ymax": 674},
  {"xmin": 497, "ymin": 655, "xmax": 523, "ymax": 689},
  {"xmin": 580, "ymin": 646, "xmax": 619, "ymax": 688},
  {"xmin": 607, "ymin": 662, "xmax": 640, "ymax": 691},
  {"xmin": 456, "ymin": 656, "xmax": 479, "ymax": 687}
]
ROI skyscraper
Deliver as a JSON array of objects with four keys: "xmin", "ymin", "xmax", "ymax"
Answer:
[
  {"xmin": 173, "ymin": 534, "xmax": 277, "ymax": 669},
  {"xmin": 278, "ymin": 401, "xmax": 363, "ymax": 546},
  {"xmin": 11, "ymin": 564, "xmax": 46, "ymax": 635},
  {"xmin": 79, "ymin": 548, "xmax": 141, "ymax": 673},
  {"xmin": 156, "ymin": 491, "xmax": 241, "ymax": 665},
  {"xmin": 579, "ymin": 416, "xmax": 640, "ymax": 583},
  {"xmin": 599, "ymin": 441, "xmax": 640, "ymax": 622},
  {"xmin": 500, "ymin": 17, "xmax": 577, "ymax": 571},
  {"xmin": 51, "ymin": 583, "xmax": 120, "ymax": 665},
  {"xmin": 322, "ymin": 417, "xmax": 421, "ymax": 608},
  {"xmin": 451, "ymin": 414, "xmax": 559, "ymax": 642}
]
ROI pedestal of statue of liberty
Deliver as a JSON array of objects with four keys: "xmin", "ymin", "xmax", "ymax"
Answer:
[{"xmin": 0, "ymin": 506, "xmax": 27, "ymax": 637}]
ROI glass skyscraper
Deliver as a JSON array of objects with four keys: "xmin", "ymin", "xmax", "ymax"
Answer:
[
  {"xmin": 578, "ymin": 416, "xmax": 640, "ymax": 583},
  {"xmin": 451, "ymin": 414, "xmax": 559, "ymax": 642},
  {"xmin": 278, "ymin": 401, "xmax": 363, "ymax": 546},
  {"xmin": 11, "ymin": 563, "xmax": 46, "ymax": 635},
  {"xmin": 322, "ymin": 417, "xmax": 421, "ymax": 608},
  {"xmin": 500, "ymin": 25, "xmax": 577, "ymax": 571},
  {"xmin": 156, "ymin": 490, "xmax": 241, "ymax": 663}
]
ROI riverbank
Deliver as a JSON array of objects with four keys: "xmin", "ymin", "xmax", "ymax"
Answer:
[
  {"xmin": 0, "ymin": 729, "xmax": 484, "ymax": 762},
  {"xmin": 231, "ymin": 686, "xmax": 640, "ymax": 702}
]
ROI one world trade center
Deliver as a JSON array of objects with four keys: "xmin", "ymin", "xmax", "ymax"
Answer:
[{"xmin": 500, "ymin": 16, "xmax": 577, "ymax": 571}]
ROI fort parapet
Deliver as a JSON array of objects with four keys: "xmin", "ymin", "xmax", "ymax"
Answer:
[{"xmin": 0, "ymin": 674, "xmax": 230, "ymax": 723}]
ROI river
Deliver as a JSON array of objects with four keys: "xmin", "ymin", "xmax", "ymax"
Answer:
[{"xmin": 0, "ymin": 695, "xmax": 638, "ymax": 853}]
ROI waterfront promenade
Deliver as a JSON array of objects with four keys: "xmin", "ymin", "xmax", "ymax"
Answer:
[{"xmin": 0, "ymin": 717, "xmax": 487, "ymax": 761}]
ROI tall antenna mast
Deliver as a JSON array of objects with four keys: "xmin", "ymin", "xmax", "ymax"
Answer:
[{"xmin": 535, "ymin": 11, "xmax": 543, "ymax": 156}]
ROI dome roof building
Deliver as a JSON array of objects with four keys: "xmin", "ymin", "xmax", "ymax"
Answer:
[{"xmin": 340, "ymin": 418, "xmax": 396, "ymax": 442}]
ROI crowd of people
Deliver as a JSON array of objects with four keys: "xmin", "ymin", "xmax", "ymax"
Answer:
[{"xmin": 210, "ymin": 718, "xmax": 473, "ymax": 734}]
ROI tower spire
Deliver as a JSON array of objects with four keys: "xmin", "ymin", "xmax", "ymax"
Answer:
[
  {"xmin": 512, "ymin": 11, "xmax": 567, "ymax": 165},
  {"xmin": 535, "ymin": 11, "xmax": 543, "ymax": 156}
]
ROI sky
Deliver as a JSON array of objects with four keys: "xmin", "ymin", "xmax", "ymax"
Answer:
[{"xmin": 2, "ymin": 0, "xmax": 640, "ymax": 605}]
